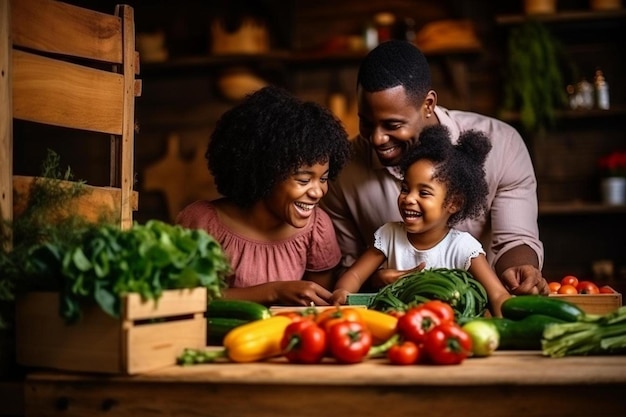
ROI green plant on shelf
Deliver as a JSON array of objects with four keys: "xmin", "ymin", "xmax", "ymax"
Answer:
[{"xmin": 500, "ymin": 20, "xmax": 571, "ymax": 134}]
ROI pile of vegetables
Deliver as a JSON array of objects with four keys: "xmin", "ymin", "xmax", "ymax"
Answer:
[
  {"xmin": 368, "ymin": 268, "xmax": 488, "ymax": 320},
  {"xmin": 179, "ymin": 300, "xmax": 475, "ymax": 366},
  {"xmin": 464, "ymin": 294, "xmax": 626, "ymax": 357},
  {"xmin": 24, "ymin": 220, "xmax": 231, "ymax": 322}
]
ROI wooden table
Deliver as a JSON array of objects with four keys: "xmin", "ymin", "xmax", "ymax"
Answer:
[{"xmin": 22, "ymin": 351, "xmax": 626, "ymax": 417}]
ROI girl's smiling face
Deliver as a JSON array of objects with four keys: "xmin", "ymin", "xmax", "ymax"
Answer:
[
  {"xmin": 398, "ymin": 159, "xmax": 457, "ymax": 247},
  {"xmin": 265, "ymin": 162, "xmax": 330, "ymax": 228}
]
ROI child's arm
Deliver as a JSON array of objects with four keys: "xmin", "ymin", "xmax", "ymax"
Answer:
[
  {"xmin": 468, "ymin": 254, "xmax": 511, "ymax": 317},
  {"xmin": 331, "ymin": 247, "xmax": 386, "ymax": 305}
]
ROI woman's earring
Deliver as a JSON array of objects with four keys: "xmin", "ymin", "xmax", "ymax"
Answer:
[{"xmin": 426, "ymin": 113, "xmax": 432, "ymax": 118}]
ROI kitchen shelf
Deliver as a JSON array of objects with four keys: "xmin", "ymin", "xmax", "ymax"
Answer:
[
  {"xmin": 495, "ymin": 9, "xmax": 626, "ymax": 26},
  {"xmin": 140, "ymin": 48, "xmax": 481, "ymax": 76},
  {"xmin": 500, "ymin": 106, "xmax": 626, "ymax": 124},
  {"xmin": 539, "ymin": 201, "xmax": 626, "ymax": 215}
]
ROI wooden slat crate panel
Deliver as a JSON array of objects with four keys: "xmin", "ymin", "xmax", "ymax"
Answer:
[
  {"xmin": 2, "ymin": 0, "xmax": 139, "ymax": 230},
  {"xmin": 11, "ymin": 0, "xmax": 123, "ymax": 63},
  {"xmin": 124, "ymin": 288, "xmax": 207, "ymax": 320},
  {"xmin": 16, "ymin": 292, "xmax": 122, "ymax": 373},
  {"xmin": 124, "ymin": 316, "xmax": 205, "ymax": 375},
  {"xmin": 13, "ymin": 50, "xmax": 124, "ymax": 135},
  {"xmin": 550, "ymin": 289, "xmax": 622, "ymax": 315},
  {"xmin": 16, "ymin": 288, "xmax": 207, "ymax": 374},
  {"xmin": 12, "ymin": 175, "xmax": 139, "ymax": 223}
]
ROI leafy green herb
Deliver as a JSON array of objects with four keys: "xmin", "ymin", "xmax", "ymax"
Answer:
[
  {"xmin": 500, "ymin": 20, "xmax": 571, "ymax": 134},
  {"xmin": 1, "ymin": 150, "xmax": 92, "ymax": 328},
  {"xmin": 28, "ymin": 220, "xmax": 230, "ymax": 322}
]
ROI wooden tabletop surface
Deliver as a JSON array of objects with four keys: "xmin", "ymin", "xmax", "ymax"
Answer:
[
  {"xmin": 26, "ymin": 350, "xmax": 626, "ymax": 385},
  {"xmin": 22, "ymin": 352, "xmax": 626, "ymax": 417}
]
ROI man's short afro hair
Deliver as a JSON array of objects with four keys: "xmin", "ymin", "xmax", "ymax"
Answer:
[
  {"xmin": 357, "ymin": 40, "xmax": 432, "ymax": 104},
  {"xmin": 206, "ymin": 85, "xmax": 351, "ymax": 207}
]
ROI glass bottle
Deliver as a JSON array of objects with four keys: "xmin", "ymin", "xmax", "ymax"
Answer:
[
  {"xmin": 594, "ymin": 69, "xmax": 610, "ymax": 110},
  {"xmin": 577, "ymin": 78, "xmax": 594, "ymax": 110}
]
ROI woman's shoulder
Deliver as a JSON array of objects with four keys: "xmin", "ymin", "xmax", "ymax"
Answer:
[
  {"xmin": 311, "ymin": 206, "xmax": 336, "ymax": 234},
  {"xmin": 175, "ymin": 200, "xmax": 219, "ymax": 228}
]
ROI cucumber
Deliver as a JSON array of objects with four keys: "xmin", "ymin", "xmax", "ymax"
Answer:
[
  {"xmin": 206, "ymin": 299, "xmax": 271, "ymax": 321},
  {"xmin": 501, "ymin": 295, "xmax": 585, "ymax": 323},
  {"xmin": 207, "ymin": 317, "xmax": 249, "ymax": 346},
  {"xmin": 480, "ymin": 314, "xmax": 566, "ymax": 350}
]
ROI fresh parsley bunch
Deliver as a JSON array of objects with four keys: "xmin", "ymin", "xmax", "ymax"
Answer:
[{"xmin": 28, "ymin": 220, "xmax": 230, "ymax": 322}]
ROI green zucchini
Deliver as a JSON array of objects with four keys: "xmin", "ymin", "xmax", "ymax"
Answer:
[
  {"xmin": 501, "ymin": 295, "xmax": 585, "ymax": 323},
  {"xmin": 484, "ymin": 314, "xmax": 566, "ymax": 350},
  {"xmin": 207, "ymin": 317, "xmax": 249, "ymax": 346},
  {"xmin": 206, "ymin": 299, "xmax": 271, "ymax": 321}
]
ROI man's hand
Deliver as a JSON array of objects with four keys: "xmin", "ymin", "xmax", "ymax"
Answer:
[{"xmin": 499, "ymin": 264, "xmax": 549, "ymax": 295}]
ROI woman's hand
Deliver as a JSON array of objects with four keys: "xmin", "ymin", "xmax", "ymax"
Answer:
[{"xmin": 273, "ymin": 280, "xmax": 333, "ymax": 306}]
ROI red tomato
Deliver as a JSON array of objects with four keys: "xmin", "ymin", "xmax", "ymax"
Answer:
[
  {"xmin": 558, "ymin": 284, "xmax": 578, "ymax": 295},
  {"xmin": 561, "ymin": 275, "xmax": 579, "ymax": 288},
  {"xmin": 423, "ymin": 323, "xmax": 472, "ymax": 365},
  {"xmin": 415, "ymin": 300, "xmax": 455, "ymax": 323},
  {"xmin": 280, "ymin": 319, "xmax": 327, "ymax": 364},
  {"xmin": 326, "ymin": 320, "xmax": 372, "ymax": 364},
  {"xmin": 548, "ymin": 281, "xmax": 561, "ymax": 294},
  {"xmin": 387, "ymin": 341, "xmax": 420, "ymax": 365},
  {"xmin": 316, "ymin": 307, "xmax": 363, "ymax": 332},
  {"xmin": 599, "ymin": 285, "xmax": 616, "ymax": 294},
  {"xmin": 396, "ymin": 307, "xmax": 441, "ymax": 345},
  {"xmin": 274, "ymin": 308, "xmax": 317, "ymax": 322},
  {"xmin": 576, "ymin": 280, "xmax": 600, "ymax": 295}
]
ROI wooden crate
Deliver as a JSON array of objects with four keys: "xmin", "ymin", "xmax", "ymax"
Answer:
[
  {"xmin": 16, "ymin": 288, "xmax": 206, "ymax": 374},
  {"xmin": 549, "ymin": 289, "xmax": 622, "ymax": 315}
]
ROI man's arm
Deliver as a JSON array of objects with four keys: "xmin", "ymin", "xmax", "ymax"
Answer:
[{"xmin": 488, "ymin": 127, "xmax": 547, "ymax": 295}]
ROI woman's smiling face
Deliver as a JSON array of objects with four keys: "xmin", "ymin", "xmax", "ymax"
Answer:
[{"xmin": 265, "ymin": 162, "xmax": 330, "ymax": 228}]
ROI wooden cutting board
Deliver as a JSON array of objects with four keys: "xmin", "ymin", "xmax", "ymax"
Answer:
[{"xmin": 143, "ymin": 133, "xmax": 221, "ymax": 222}]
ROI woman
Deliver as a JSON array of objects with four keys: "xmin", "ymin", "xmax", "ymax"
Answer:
[{"xmin": 176, "ymin": 85, "xmax": 351, "ymax": 306}]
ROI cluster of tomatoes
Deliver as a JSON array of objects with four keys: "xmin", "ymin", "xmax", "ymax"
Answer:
[
  {"xmin": 278, "ymin": 307, "xmax": 372, "ymax": 365},
  {"xmin": 389, "ymin": 300, "xmax": 472, "ymax": 365},
  {"xmin": 548, "ymin": 275, "xmax": 616, "ymax": 295},
  {"xmin": 278, "ymin": 300, "xmax": 472, "ymax": 366}
]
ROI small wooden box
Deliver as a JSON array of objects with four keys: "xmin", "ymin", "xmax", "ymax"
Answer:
[
  {"xmin": 16, "ymin": 288, "xmax": 207, "ymax": 374},
  {"xmin": 549, "ymin": 289, "xmax": 622, "ymax": 315}
]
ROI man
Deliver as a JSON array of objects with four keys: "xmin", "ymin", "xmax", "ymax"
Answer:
[{"xmin": 321, "ymin": 40, "xmax": 548, "ymax": 295}]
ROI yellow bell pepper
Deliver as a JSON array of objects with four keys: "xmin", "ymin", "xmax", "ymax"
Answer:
[
  {"xmin": 223, "ymin": 315, "xmax": 291, "ymax": 362},
  {"xmin": 356, "ymin": 308, "xmax": 398, "ymax": 343}
]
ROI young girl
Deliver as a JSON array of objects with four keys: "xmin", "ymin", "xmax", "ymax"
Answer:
[
  {"xmin": 331, "ymin": 125, "xmax": 510, "ymax": 316},
  {"xmin": 177, "ymin": 86, "xmax": 351, "ymax": 306}
]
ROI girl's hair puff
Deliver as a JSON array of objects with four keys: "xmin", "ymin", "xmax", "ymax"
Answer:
[{"xmin": 400, "ymin": 125, "xmax": 491, "ymax": 226}]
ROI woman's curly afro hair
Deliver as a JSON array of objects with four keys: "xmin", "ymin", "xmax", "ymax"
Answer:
[
  {"xmin": 400, "ymin": 124, "xmax": 492, "ymax": 227},
  {"xmin": 206, "ymin": 85, "xmax": 351, "ymax": 207}
]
